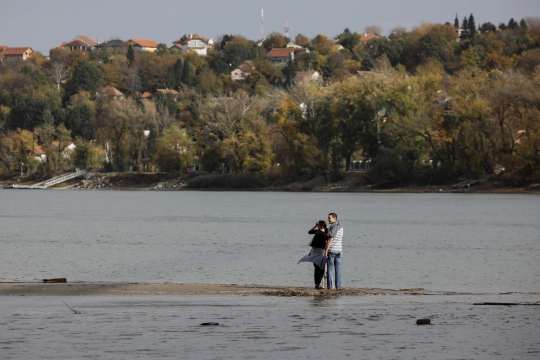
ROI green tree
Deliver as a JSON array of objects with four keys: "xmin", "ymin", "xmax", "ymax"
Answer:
[
  {"xmin": 468, "ymin": 14, "xmax": 477, "ymax": 37},
  {"xmin": 181, "ymin": 59, "xmax": 193, "ymax": 87},
  {"xmin": 73, "ymin": 138, "xmax": 102, "ymax": 169},
  {"xmin": 127, "ymin": 45, "xmax": 135, "ymax": 67},
  {"xmin": 262, "ymin": 32, "xmax": 289, "ymax": 51},
  {"xmin": 172, "ymin": 59, "xmax": 183, "ymax": 88},
  {"xmin": 156, "ymin": 43, "xmax": 170, "ymax": 55},
  {"xmin": 66, "ymin": 91, "xmax": 95, "ymax": 140},
  {"xmin": 68, "ymin": 60, "xmax": 102, "ymax": 96},
  {"xmin": 282, "ymin": 57, "xmax": 297, "ymax": 87},
  {"xmin": 454, "ymin": 14, "xmax": 459, "ymax": 28}
]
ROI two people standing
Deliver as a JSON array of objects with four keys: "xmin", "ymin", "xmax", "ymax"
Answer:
[{"xmin": 298, "ymin": 213, "xmax": 343, "ymax": 290}]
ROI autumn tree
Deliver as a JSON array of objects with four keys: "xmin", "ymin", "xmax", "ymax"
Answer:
[{"xmin": 154, "ymin": 125, "xmax": 194, "ymax": 172}]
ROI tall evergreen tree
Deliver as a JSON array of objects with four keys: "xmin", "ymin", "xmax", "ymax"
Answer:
[
  {"xmin": 173, "ymin": 59, "xmax": 183, "ymax": 89},
  {"xmin": 468, "ymin": 14, "xmax": 476, "ymax": 37},
  {"xmin": 127, "ymin": 45, "xmax": 135, "ymax": 67},
  {"xmin": 360, "ymin": 54, "xmax": 375, "ymax": 71},
  {"xmin": 508, "ymin": 18, "xmax": 518, "ymax": 30},
  {"xmin": 520, "ymin": 18, "xmax": 528, "ymax": 29},
  {"xmin": 461, "ymin": 17, "xmax": 469, "ymax": 39},
  {"xmin": 181, "ymin": 59, "xmax": 193, "ymax": 87},
  {"xmin": 454, "ymin": 14, "xmax": 459, "ymax": 28},
  {"xmin": 282, "ymin": 56, "xmax": 296, "ymax": 87}
]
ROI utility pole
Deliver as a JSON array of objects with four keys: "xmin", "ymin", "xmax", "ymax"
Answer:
[
  {"xmin": 284, "ymin": 13, "xmax": 289, "ymax": 38},
  {"xmin": 261, "ymin": 8, "xmax": 264, "ymax": 39}
]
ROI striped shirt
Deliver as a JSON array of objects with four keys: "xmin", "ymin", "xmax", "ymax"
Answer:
[{"xmin": 328, "ymin": 220, "xmax": 343, "ymax": 253}]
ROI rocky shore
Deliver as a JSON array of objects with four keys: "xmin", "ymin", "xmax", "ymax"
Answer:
[{"xmin": 68, "ymin": 176, "xmax": 187, "ymax": 191}]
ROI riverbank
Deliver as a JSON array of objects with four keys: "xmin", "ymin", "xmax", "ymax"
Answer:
[
  {"xmin": 2, "ymin": 171, "xmax": 539, "ymax": 193},
  {"xmin": 0, "ymin": 282, "xmax": 434, "ymax": 297}
]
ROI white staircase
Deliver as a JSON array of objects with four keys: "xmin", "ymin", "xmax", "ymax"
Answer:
[{"xmin": 3, "ymin": 168, "xmax": 86, "ymax": 189}]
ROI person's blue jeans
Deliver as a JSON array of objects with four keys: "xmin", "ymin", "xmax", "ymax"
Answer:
[{"xmin": 326, "ymin": 252, "xmax": 342, "ymax": 289}]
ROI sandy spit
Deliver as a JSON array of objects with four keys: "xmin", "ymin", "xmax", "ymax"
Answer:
[{"xmin": 0, "ymin": 282, "xmax": 433, "ymax": 297}]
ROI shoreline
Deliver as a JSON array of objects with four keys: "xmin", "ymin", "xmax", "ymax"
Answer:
[
  {"xmin": 0, "ymin": 282, "xmax": 441, "ymax": 297},
  {"xmin": 2, "ymin": 171, "xmax": 539, "ymax": 194}
]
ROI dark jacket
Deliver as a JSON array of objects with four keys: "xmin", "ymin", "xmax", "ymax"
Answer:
[{"xmin": 308, "ymin": 229, "xmax": 327, "ymax": 249}]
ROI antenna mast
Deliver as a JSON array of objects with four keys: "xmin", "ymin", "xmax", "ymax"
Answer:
[
  {"xmin": 261, "ymin": 9, "xmax": 264, "ymax": 39},
  {"xmin": 284, "ymin": 13, "xmax": 289, "ymax": 38}
]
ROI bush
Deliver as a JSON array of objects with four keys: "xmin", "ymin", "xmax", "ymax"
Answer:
[
  {"xmin": 186, "ymin": 173, "xmax": 267, "ymax": 189},
  {"xmin": 413, "ymin": 165, "xmax": 454, "ymax": 186},
  {"xmin": 368, "ymin": 148, "xmax": 410, "ymax": 186}
]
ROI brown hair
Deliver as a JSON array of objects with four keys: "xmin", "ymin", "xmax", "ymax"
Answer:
[
  {"xmin": 318, "ymin": 220, "xmax": 327, "ymax": 231},
  {"xmin": 328, "ymin": 213, "xmax": 338, "ymax": 220}
]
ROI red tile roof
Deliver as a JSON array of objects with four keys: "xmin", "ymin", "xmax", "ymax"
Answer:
[
  {"xmin": 51, "ymin": 141, "xmax": 75, "ymax": 149},
  {"xmin": 173, "ymin": 34, "xmax": 212, "ymax": 45},
  {"xmin": 141, "ymin": 92, "xmax": 153, "ymax": 99},
  {"xmin": 359, "ymin": 34, "xmax": 377, "ymax": 42},
  {"xmin": 266, "ymin": 48, "xmax": 307, "ymax": 58},
  {"xmin": 156, "ymin": 89, "xmax": 179, "ymax": 95},
  {"xmin": 63, "ymin": 40, "xmax": 88, "ymax": 47},
  {"xmin": 128, "ymin": 39, "xmax": 158, "ymax": 48},
  {"xmin": 295, "ymin": 70, "xmax": 319, "ymax": 80},
  {"xmin": 0, "ymin": 46, "xmax": 8, "ymax": 52},
  {"xmin": 97, "ymin": 86, "xmax": 124, "ymax": 97},
  {"xmin": 1, "ymin": 47, "xmax": 33, "ymax": 56},
  {"xmin": 78, "ymin": 35, "xmax": 97, "ymax": 46},
  {"xmin": 170, "ymin": 44, "xmax": 183, "ymax": 50},
  {"xmin": 34, "ymin": 145, "xmax": 45, "ymax": 155}
]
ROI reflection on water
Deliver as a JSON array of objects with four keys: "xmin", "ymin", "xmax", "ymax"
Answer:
[
  {"xmin": 1, "ymin": 191, "xmax": 539, "ymax": 292},
  {"xmin": 1, "ymin": 295, "xmax": 539, "ymax": 359}
]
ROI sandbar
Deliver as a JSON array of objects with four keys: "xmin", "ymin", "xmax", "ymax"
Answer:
[{"xmin": 0, "ymin": 282, "xmax": 431, "ymax": 297}]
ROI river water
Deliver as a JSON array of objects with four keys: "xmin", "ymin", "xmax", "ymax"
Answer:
[
  {"xmin": 1, "ymin": 190, "xmax": 539, "ymax": 359},
  {"xmin": 0, "ymin": 190, "xmax": 539, "ymax": 292}
]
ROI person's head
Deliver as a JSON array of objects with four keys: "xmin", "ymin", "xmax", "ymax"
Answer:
[
  {"xmin": 318, "ymin": 220, "xmax": 327, "ymax": 231},
  {"xmin": 328, "ymin": 213, "xmax": 337, "ymax": 224}
]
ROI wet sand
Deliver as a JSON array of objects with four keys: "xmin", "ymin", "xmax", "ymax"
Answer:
[{"xmin": 0, "ymin": 282, "xmax": 433, "ymax": 297}]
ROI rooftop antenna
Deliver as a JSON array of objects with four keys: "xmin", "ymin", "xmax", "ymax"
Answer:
[
  {"xmin": 284, "ymin": 13, "xmax": 289, "ymax": 38},
  {"xmin": 261, "ymin": 8, "xmax": 264, "ymax": 39}
]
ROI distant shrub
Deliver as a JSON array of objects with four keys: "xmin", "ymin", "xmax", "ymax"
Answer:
[
  {"xmin": 413, "ymin": 165, "xmax": 454, "ymax": 186},
  {"xmin": 186, "ymin": 173, "xmax": 267, "ymax": 189},
  {"xmin": 368, "ymin": 148, "xmax": 410, "ymax": 186}
]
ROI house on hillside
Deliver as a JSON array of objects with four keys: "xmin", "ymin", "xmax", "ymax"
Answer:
[
  {"xmin": 171, "ymin": 34, "xmax": 214, "ymax": 56},
  {"xmin": 95, "ymin": 39, "xmax": 125, "ymax": 50},
  {"xmin": 142, "ymin": 89, "xmax": 179, "ymax": 100},
  {"xmin": 169, "ymin": 44, "xmax": 183, "ymax": 52},
  {"xmin": 125, "ymin": 39, "xmax": 158, "ymax": 52},
  {"xmin": 34, "ymin": 145, "xmax": 47, "ymax": 163},
  {"xmin": 295, "ymin": 70, "xmax": 321, "ymax": 81},
  {"xmin": 58, "ymin": 35, "xmax": 97, "ymax": 51},
  {"xmin": 231, "ymin": 61, "xmax": 255, "ymax": 81},
  {"xmin": 266, "ymin": 48, "xmax": 309, "ymax": 65},
  {"xmin": 286, "ymin": 42, "xmax": 303, "ymax": 49},
  {"xmin": 1, "ymin": 47, "xmax": 34, "ymax": 61},
  {"xmin": 359, "ymin": 33, "xmax": 380, "ymax": 43},
  {"xmin": 96, "ymin": 86, "xmax": 125, "ymax": 99},
  {"xmin": 51, "ymin": 141, "xmax": 76, "ymax": 159}
]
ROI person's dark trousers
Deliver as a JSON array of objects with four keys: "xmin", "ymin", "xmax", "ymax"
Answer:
[{"xmin": 314, "ymin": 264, "xmax": 324, "ymax": 287}]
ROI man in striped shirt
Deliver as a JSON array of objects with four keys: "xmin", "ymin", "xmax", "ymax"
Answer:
[{"xmin": 325, "ymin": 213, "xmax": 343, "ymax": 290}]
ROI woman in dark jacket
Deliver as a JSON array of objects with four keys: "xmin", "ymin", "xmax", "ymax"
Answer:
[{"xmin": 298, "ymin": 221, "xmax": 328, "ymax": 289}]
